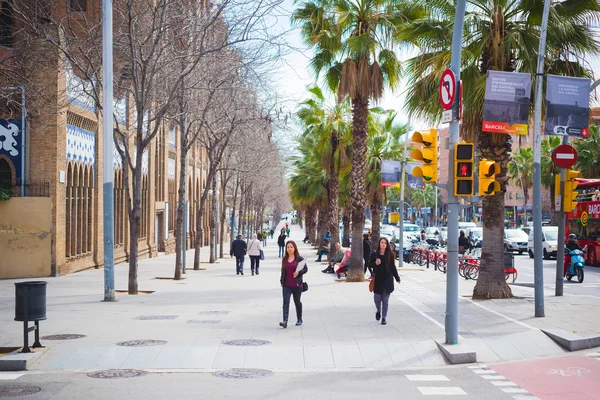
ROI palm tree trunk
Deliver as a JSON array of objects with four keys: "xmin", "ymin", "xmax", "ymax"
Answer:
[
  {"xmin": 305, "ymin": 207, "xmax": 316, "ymax": 244},
  {"xmin": 328, "ymin": 132, "xmax": 340, "ymax": 258},
  {"xmin": 473, "ymin": 133, "xmax": 513, "ymax": 299},
  {"xmin": 342, "ymin": 207, "xmax": 351, "ymax": 247},
  {"xmin": 347, "ymin": 94, "xmax": 369, "ymax": 282},
  {"xmin": 371, "ymin": 200, "xmax": 381, "ymax": 254}
]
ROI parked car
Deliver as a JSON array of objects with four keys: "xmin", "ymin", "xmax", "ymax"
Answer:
[
  {"xmin": 504, "ymin": 229, "xmax": 529, "ymax": 254},
  {"xmin": 527, "ymin": 226, "xmax": 559, "ymax": 259}
]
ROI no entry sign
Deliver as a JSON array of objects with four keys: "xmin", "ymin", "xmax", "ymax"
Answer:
[
  {"xmin": 439, "ymin": 69, "xmax": 456, "ymax": 110},
  {"xmin": 552, "ymin": 144, "xmax": 578, "ymax": 169}
]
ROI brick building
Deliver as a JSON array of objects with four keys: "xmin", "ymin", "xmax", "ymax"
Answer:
[{"xmin": 0, "ymin": 2, "xmax": 218, "ymax": 279}]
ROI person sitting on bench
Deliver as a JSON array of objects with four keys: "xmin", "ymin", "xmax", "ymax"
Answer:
[{"xmin": 322, "ymin": 242, "xmax": 344, "ymax": 273}]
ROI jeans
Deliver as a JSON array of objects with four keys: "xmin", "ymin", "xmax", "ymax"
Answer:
[
  {"xmin": 278, "ymin": 245, "xmax": 285, "ymax": 257},
  {"xmin": 235, "ymin": 256, "xmax": 244, "ymax": 274},
  {"xmin": 316, "ymin": 250, "xmax": 328, "ymax": 261},
  {"xmin": 282, "ymin": 285, "xmax": 302, "ymax": 322},
  {"xmin": 263, "ymin": 238, "xmax": 267, "ymax": 246},
  {"xmin": 374, "ymin": 291, "xmax": 391, "ymax": 319},
  {"xmin": 250, "ymin": 256, "xmax": 260, "ymax": 274}
]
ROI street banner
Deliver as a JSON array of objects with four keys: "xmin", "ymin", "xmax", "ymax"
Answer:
[
  {"xmin": 482, "ymin": 70, "xmax": 531, "ymax": 135},
  {"xmin": 544, "ymin": 75, "xmax": 590, "ymax": 138},
  {"xmin": 381, "ymin": 160, "xmax": 401, "ymax": 188},
  {"xmin": 406, "ymin": 162, "xmax": 425, "ymax": 189}
]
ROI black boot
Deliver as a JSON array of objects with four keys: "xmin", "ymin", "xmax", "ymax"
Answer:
[
  {"xmin": 280, "ymin": 306, "xmax": 289, "ymax": 328},
  {"xmin": 295, "ymin": 303, "xmax": 302, "ymax": 326}
]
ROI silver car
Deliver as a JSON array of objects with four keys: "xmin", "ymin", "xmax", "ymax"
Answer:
[{"xmin": 504, "ymin": 229, "xmax": 529, "ymax": 254}]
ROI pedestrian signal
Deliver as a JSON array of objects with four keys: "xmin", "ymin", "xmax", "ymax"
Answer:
[
  {"xmin": 478, "ymin": 160, "xmax": 501, "ymax": 196},
  {"xmin": 411, "ymin": 129, "xmax": 438, "ymax": 183},
  {"xmin": 454, "ymin": 143, "xmax": 474, "ymax": 196}
]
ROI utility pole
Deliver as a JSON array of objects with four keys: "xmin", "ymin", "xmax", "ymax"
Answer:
[
  {"xmin": 445, "ymin": 0, "xmax": 467, "ymax": 344},
  {"xmin": 102, "ymin": 0, "xmax": 115, "ymax": 301},
  {"xmin": 398, "ymin": 119, "xmax": 411, "ymax": 268},
  {"xmin": 532, "ymin": 0, "xmax": 551, "ymax": 317}
]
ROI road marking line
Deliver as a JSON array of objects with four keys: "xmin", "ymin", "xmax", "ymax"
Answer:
[
  {"xmin": 586, "ymin": 352, "xmax": 600, "ymax": 357},
  {"xmin": 502, "ymin": 388, "xmax": 530, "ymax": 394},
  {"xmin": 491, "ymin": 381, "xmax": 517, "ymax": 387},
  {"xmin": 417, "ymin": 387, "xmax": 467, "ymax": 395},
  {"xmin": 406, "ymin": 375, "xmax": 450, "ymax": 382},
  {"xmin": 511, "ymin": 395, "xmax": 540, "ymax": 400},
  {"xmin": 482, "ymin": 375, "xmax": 506, "ymax": 380},
  {"xmin": 0, "ymin": 373, "xmax": 25, "ymax": 380},
  {"xmin": 468, "ymin": 365, "xmax": 487, "ymax": 369},
  {"xmin": 398, "ymin": 297, "xmax": 445, "ymax": 330},
  {"xmin": 472, "ymin": 369, "xmax": 495, "ymax": 374},
  {"xmin": 460, "ymin": 297, "xmax": 537, "ymax": 330}
]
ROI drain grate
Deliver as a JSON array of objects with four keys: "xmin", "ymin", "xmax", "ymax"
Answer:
[
  {"xmin": 87, "ymin": 369, "xmax": 148, "ymax": 379},
  {"xmin": 222, "ymin": 339, "xmax": 271, "ymax": 347},
  {"xmin": 135, "ymin": 315, "xmax": 178, "ymax": 320},
  {"xmin": 213, "ymin": 368, "xmax": 273, "ymax": 379},
  {"xmin": 198, "ymin": 311, "xmax": 229, "ymax": 315},
  {"xmin": 0, "ymin": 385, "xmax": 41, "ymax": 397},
  {"xmin": 116, "ymin": 340, "xmax": 167, "ymax": 347},
  {"xmin": 41, "ymin": 334, "xmax": 86, "ymax": 340},
  {"xmin": 187, "ymin": 320, "xmax": 221, "ymax": 324}
]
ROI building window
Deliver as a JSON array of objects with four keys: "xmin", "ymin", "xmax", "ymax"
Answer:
[
  {"xmin": 65, "ymin": 163, "xmax": 94, "ymax": 258},
  {"xmin": 168, "ymin": 179, "xmax": 176, "ymax": 232},
  {"xmin": 508, "ymin": 192, "xmax": 513, "ymax": 200},
  {"xmin": 69, "ymin": 0, "xmax": 86, "ymax": 12},
  {"xmin": 0, "ymin": 0, "xmax": 14, "ymax": 47}
]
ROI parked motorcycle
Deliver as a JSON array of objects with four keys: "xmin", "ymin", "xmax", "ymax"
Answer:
[{"xmin": 566, "ymin": 249, "xmax": 585, "ymax": 283}]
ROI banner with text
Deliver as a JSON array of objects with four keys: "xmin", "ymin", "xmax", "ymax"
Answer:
[
  {"xmin": 544, "ymin": 75, "xmax": 590, "ymax": 137},
  {"xmin": 381, "ymin": 160, "xmax": 401, "ymax": 188},
  {"xmin": 482, "ymin": 70, "xmax": 531, "ymax": 135}
]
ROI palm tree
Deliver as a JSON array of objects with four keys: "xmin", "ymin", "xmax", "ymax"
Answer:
[
  {"xmin": 507, "ymin": 147, "xmax": 533, "ymax": 226},
  {"xmin": 296, "ymin": 86, "xmax": 352, "ymax": 258},
  {"xmin": 574, "ymin": 125, "xmax": 600, "ymax": 178},
  {"xmin": 292, "ymin": 0, "xmax": 413, "ymax": 281},
  {"xmin": 365, "ymin": 109, "xmax": 406, "ymax": 249},
  {"xmin": 401, "ymin": 0, "xmax": 600, "ymax": 298}
]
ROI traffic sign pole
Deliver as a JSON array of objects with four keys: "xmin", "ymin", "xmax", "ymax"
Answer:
[{"xmin": 555, "ymin": 137, "xmax": 568, "ymax": 297}]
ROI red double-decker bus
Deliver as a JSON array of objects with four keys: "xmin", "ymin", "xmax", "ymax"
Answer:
[{"xmin": 565, "ymin": 178, "xmax": 600, "ymax": 266}]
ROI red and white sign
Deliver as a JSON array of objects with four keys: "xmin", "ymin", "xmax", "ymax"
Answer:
[
  {"xmin": 439, "ymin": 69, "xmax": 456, "ymax": 110},
  {"xmin": 552, "ymin": 144, "xmax": 578, "ymax": 169}
]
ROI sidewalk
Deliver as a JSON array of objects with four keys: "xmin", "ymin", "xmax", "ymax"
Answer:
[{"xmin": 1, "ymin": 223, "xmax": 599, "ymax": 372}]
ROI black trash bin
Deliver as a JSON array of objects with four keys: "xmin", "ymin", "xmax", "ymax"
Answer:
[
  {"xmin": 503, "ymin": 252, "xmax": 514, "ymax": 270},
  {"xmin": 14, "ymin": 281, "xmax": 47, "ymax": 353},
  {"xmin": 15, "ymin": 281, "xmax": 47, "ymax": 322}
]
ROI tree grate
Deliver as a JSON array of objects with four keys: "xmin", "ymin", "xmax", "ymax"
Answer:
[
  {"xmin": 222, "ymin": 339, "xmax": 271, "ymax": 346},
  {"xmin": 0, "ymin": 385, "xmax": 41, "ymax": 397},
  {"xmin": 41, "ymin": 334, "xmax": 87, "ymax": 340},
  {"xmin": 87, "ymin": 369, "xmax": 149, "ymax": 379},
  {"xmin": 116, "ymin": 340, "xmax": 167, "ymax": 347},
  {"xmin": 213, "ymin": 369, "xmax": 273, "ymax": 379}
]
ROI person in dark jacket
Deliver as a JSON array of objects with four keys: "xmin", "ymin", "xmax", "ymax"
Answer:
[
  {"xmin": 277, "ymin": 229, "xmax": 287, "ymax": 257},
  {"xmin": 363, "ymin": 233, "xmax": 372, "ymax": 276},
  {"xmin": 458, "ymin": 230, "xmax": 470, "ymax": 255},
  {"xmin": 370, "ymin": 237, "xmax": 400, "ymax": 325},
  {"xmin": 230, "ymin": 234, "xmax": 247, "ymax": 275},
  {"xmin": 564, "ymin": 233, "xmax": 585, "ymax": 277},
  {"xmin": 279, "ymin": 240, "xmax": 308, "ymax": 328}
]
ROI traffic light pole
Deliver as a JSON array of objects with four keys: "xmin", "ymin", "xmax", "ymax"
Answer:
[
  {"xmin": 398, "ymin": 120, "xmax": 411, "ymax": 269},
  {"xmin": 445, "ymin": 0, "xmax": 467, "ymax": 345},
  {"xmin": 555, "ymin": 136, "xmax": 568, "ymax": 297}
]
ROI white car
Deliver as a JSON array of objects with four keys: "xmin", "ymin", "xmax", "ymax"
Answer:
[
  {"xmin": 527, "ymin": 226, "xmax": 559, "ymax": 259},
  {"xmin": 504, "ymin": 229, "xmax": 529, "ymax": 254}
]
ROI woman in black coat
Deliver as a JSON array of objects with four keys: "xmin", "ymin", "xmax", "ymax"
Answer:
[{"xmin": 369, "ymin": 237, "xmax": 400, "ymax": 325}]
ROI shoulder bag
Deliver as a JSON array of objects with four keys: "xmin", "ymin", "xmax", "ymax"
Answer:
[{"xmin": 369, "ymin": 276, "xmax": 375, "ymax": 292}]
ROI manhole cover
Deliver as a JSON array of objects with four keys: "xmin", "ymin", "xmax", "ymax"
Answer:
[
  {"xmin": 222, "ymin": 339, "xmax": 271, "ymax": 346},
  {"xmin": 135, "ymin": 315, "xmax": 178, "ymax": 320},
  {"xmin": 0, "ymin": 385, "xmax": 41, "ymax": 397},
  {"xmin": 116, "ymin": 340, "xmax": 167, "ymax": 347},
  {"xmin": 41, "ymin": 334, "xmax": 87, "ymax": 340},
  {"xmin": 198, "ymin": 311, "xmax": 229, "ymax": 315},
  {"xmin": 87, "ymin": 369, "xmax": 149, "ymax": 379},
  {"xmin": 213, "ymin": 369, "xmax": 273, "ymax": 379},
  {"xmin": 187, "ymin": 320, "xmax": 221, "ymax": 324}
]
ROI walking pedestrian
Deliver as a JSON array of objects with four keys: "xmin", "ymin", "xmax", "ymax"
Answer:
[
  {"xmin": 248, "ymin": 233, "xmax": 263, "ymax": 276},
  {"xmin": 370, "ymin": 237, "xmax": 400, "ymax": 325},
  {"xmin": 363, "ymin": 233, "xmax": 372, "ymax": 276},
  {"xmin": 230, "ymin": 234, "xmax": 247, "ymax": 275},
  {"xmin": 262, "ymin": 231, "xmax": 267, "ymax": 247},
  {"xmin": 458, "ymin": 230, "xmax": 470, "ymax": 255},
  {"xmin": 279, "ymin": 240, "xmax": 308, "ymax": 328},
  {"xmin": 286, "ymin": 227, "xmax": 291, "ymax": 238},
  {"xmin": 277, "ymin": 229, "xmax": 286, "ymax": 257}
]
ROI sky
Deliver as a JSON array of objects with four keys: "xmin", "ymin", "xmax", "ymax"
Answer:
[{"xmin": 271, "ymin": 1, "xmax": 600, "ymax": 144}]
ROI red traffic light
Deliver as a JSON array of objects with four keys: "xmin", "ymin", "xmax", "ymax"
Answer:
[{"xmin": 456, "ymin": 162, "xmax": 472, "ymax": 178}]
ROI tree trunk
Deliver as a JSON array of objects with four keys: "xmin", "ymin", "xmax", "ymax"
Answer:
[
  {"xmin": 347, "ymin": 94, "xmax": 369, "ymax": 282},
  {"xmin": 126, "ymin": 148, "xmax": 143, "ymax": 294},
  {"xmin": 174, "ymin": 140, "xmax": 188, "ymax": 280},
  {"xmin": 342, "ymin": 207, "xmax": 351, "ymax": 247},
  {"xmin": 297, "ymin": 209, "xmax": 304, "ymax": 229},
  {"xmin": 473, "ymin": 132, "xmax": 513, "ymax": 299},
  {"xmin": 327, "ymin": 132, "xmax": 340, "ymax": 258},
  {"xmin": 219, "ymin": 172, "xmax": 228, "ymax": 259},
  {"xmin": 193, "ymin": 173, "xmax": 213, "ymax": 270},
  {"xmin": 371, "ymin": 199, "xmax": 381, "ymax": 254},
  {"xmin": 231, "ymin": 176, "xmax": 240, "ymax": 240},
  {"xmin": 209, "ymin": 172, "xmax": 217, "ymax": 263},
  {"xmin": 305, "ymin": 207, "xmax": 316, "ymax": 245}
]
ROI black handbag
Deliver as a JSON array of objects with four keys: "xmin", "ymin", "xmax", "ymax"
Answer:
[{"xmin": 302, "ymin": 282, "xmax": 308, "ymax": 292}]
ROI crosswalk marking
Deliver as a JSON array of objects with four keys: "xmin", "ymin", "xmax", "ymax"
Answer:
[
  {"xmin": 491, "ymin": 381, "xmax": 517, "ymax": 387},
  {"xmin": 406, "ymin": 375, "xmax": 450, "ymax": 382},
  {"xmin": 417, "ymin": 387, "xmax": 467, "ymax": 395},
  {"xmin": 511, "ymin": 396, "xmax": 540, "ymax": 400},
  {"xmin": 472, "ymin": 369, "xmax": 495, "ymax": 374},
  {"xmin": 482, "ymin": 375, "xmax": 506, "ymax": 380},
  {"xmin": 502, "ymin": 388, "xmax": 529, "ymax": 394},
  {"xmin": 0, "ymin": 373, "xmax": 25, "ymax": 380}
]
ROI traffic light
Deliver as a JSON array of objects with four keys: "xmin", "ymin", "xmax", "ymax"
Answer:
[
  {"xmin": 478, "ymin": 160, "xmax": 501, "ymax": 196},
  {"xmin": 454, "ymin": 143, "xmax": 474, "ymax": 196},
  {"xmin": 563, "ymin": 169, "xmax": 581, "ymax": 213},
  {"xmin": 411, "ymin": 129, "xmax": 438, "ymax": 183}
]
